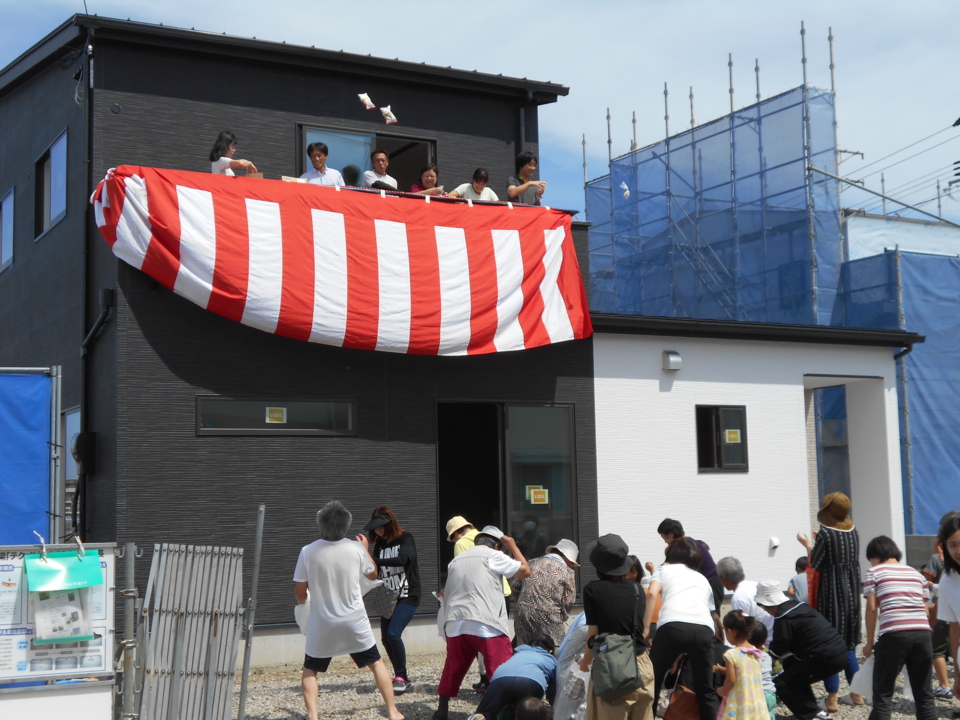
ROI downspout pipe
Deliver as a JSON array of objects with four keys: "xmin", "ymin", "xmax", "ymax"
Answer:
[{"xmin": 81, "ymin": 288, "xmax": 114, "ymax": 357}]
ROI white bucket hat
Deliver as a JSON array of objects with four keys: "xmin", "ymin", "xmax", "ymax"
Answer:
[
  {"xmin": 477, "ymin": 525, "xmax": 504, "ymax": 541},
  {"xmin": 546, "ymin": 539, "xmax": 580, "ymax": 567},
  {"xmin": 754, "ymin": 580, "xmax": 790, "ymax": 606}
]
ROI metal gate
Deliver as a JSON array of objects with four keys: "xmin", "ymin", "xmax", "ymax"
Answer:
[{"xmin": 138, "ymin": 543, "xmax": 245, "ymax": 720}]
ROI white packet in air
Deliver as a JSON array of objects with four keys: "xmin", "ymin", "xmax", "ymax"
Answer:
[
  {"xmin": 380, "ymin": 105, "xmax": 398, "ymax": 124},
  {"xmin": 358, "ymin": 93, "xmax": 376, "ymax": 109}
]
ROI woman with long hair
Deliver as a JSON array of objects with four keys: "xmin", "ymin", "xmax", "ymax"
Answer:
[
  {"xmin": 208, "ymin": 130, "xmax": 257, "ymax": 175},
  {"xmin": 363, "ymin": 506, "xmax": 421, "ymax": 695}
]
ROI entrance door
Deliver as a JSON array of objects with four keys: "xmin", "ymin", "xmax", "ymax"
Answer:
[{"xmin": 436, "ymin": 402, "xmax": 577, "ymax": 580}]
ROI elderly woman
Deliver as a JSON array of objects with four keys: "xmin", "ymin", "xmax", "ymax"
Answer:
[
  {"xmin": 512, "ymin": 539, "xmax": 579, "ymax": 646},
  {"xmin": 293, "ymin": 501, "xmax": 403, "ymax": 720},
  {"xmin": 644, "ymin": 537, "xmax": 720, "ymax": 720},
  {"xmin": 797, "ymin": 491, "xmax": 862, "ymax": 711},
  {"xmin": 364, "ymin": 506, "xmax": 421, "ymax": 695}
]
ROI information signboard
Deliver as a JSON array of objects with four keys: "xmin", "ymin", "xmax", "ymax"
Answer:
[{"xmin": 0, "ymin": 543, "xmax": 115, "ymax": 682}]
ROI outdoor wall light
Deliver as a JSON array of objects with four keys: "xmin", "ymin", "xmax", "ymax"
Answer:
[
  {"xmin": 662, "ymin": 350, "xmax": 682, "ymax": 371},
  {"xmin": 770, "ymin": 537, "xmax": 780, "ymax": 550}
]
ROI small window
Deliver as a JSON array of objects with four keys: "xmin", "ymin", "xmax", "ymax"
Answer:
[
  {"xmin": 196, "ymin": 396, "xmax": 357, "ymax": 436},
  {"xmin": 35, "ymin": 131, "xmax": 67, "ymax": 237},
  {"xmin": 0, "ymin": 188, "xmax": 12, "ymax": 270},
  {"xmin": 696, "ymin": 405, "xmax": 748, "ymax": 472}
]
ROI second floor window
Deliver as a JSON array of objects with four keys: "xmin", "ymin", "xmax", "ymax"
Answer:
[
  {"xmin": 1, "ymin": 188, "xmax": 12, "ymax": 270},
  {"xmin": 36, "ymin": 131, "xmax": 67, "ymax": 237}
]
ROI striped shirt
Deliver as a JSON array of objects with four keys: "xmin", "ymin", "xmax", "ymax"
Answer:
[{"xmin": 863, "ymin": 563, "xmax": 931, "ymax": 636}]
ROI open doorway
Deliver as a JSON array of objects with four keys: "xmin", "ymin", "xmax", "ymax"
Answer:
[
  {"xmin": 437, "ymin": 403, "xmax": 502, "ymax": 579},
  {"xmin": 376, "ymin": 135, "xmax": 433, "ymax": 192},
  {"xmin": 436, "ymin": 402, "xmax": 578, "ymax": 582}
]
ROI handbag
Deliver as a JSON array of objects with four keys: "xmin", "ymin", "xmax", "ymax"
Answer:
[
  {"xmin": 658, "ymin": 654, "xmax": 700, "ymax": 720},
  {"xmin": 364, "ymin": 582, "xmax": 398, "ymax": 619},
  {"xmin": 588, "ymin": 582, "xmax": 642, "ymax": 701}
]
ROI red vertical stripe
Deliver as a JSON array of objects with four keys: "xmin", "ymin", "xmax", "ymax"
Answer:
[
  {"xmin": 206, "ymin": 192, "xmax": 250, "ymax": 323},
  {"xmin": 342, "ymin": 215, "xmax": 380, "ymax": 351},
  {"xmin": 275, "ymin": 200, "xmax": 316, "ymax": 342},
  {"xmin": 464, "ymin": 227, "xmax": 500, "ymax": 355},
  {"xmin": 139, "ymin": 170, "xmax": 182, "ymax": 290},
  {"xmin": 516, "ymin": 228, "xmax": 551, "ymax": 348},
  {"xmin": 555, "ymin": 220, "xmax": 593, "ymax": 338},
  {"xmin": 406, "ymin": 222, "xmax": 442, "ymax": 355}
]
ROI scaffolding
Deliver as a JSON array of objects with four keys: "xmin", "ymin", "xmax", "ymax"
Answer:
[{"xmin": 586, "ymin": 85, "xmax": 843, "ymax": 325}]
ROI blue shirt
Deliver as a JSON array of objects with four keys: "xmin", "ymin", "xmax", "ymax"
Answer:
[
  {"xmin": 491, "ymin": 645, "xmax": 557, "ymax": 701},
  {"xmin": 788, "ymin": 573, "xmax": 809, "ymax": 604}
]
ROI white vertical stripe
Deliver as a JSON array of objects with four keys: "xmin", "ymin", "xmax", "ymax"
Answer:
[
  {"xmin": 374, "ymin": 219, "xmax": 412, "ymax": 352},
  {"xmin": 309, "ymin": 209, "xmax": 348, "ymax": 346},
  {"xmin": 241, "ymin": 199, "xmax": 283, "ymax": 333},
  {"xmin": 173, "ymin": 186, "xmax": 217, "ymax": 309},
  {"xmin": 491, "ymin": 229, "xmax": 526, "ymax": 351},
  {"xmin": 435, "ymin": 226, "xmax": 471, "ymax": 355},
  {"xmin": 113, "ymin": 175, "xmax": 152, "ymax": 270},
  {"xmin": 539, "ymin": 227, "xmax": 576, "ymax": 343}
]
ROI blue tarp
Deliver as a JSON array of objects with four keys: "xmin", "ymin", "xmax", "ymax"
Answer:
[
  {"xmin": 0, "ymin": 373, "xmax": 51, "ymax": 544},
  {"xmin": 899, "ymin": 252, "xmax": 960, "ymax": 534}
]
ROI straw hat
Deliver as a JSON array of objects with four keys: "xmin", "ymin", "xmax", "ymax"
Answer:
[{"xmin": 817, "ymin": 492, "xmax": 854, "ymax": 531}]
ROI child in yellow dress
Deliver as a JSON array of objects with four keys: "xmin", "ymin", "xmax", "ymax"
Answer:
[{"xmin": 713, "ymin": 611, "xmax": 770, "ymax": 720}]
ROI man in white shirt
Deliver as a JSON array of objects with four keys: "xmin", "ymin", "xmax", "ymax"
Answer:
[
  {"xmin": 435, "ymin": 526, "xmax": 531, "ymax": 720},
  {"xmin": 299, "ymin": 142, "xmax": 345, "ymax": 187},
  {"xmin": 362, "ymin": 148, "xmax": 398, "ymax": 189},
  {"xmin": 293, "ymin": 501, "xmax": 403, "ymax": 720},
  {"xmin": 717, "ymin": 556, "xmax": 775, "ymax": 640}
]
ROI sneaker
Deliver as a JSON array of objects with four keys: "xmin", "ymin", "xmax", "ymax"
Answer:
[
  {"xmin": 814, "ymin": 712, "xmax": 833, "ymax": 720},
  {"xmin": 393, "ymin": 677, "xmax": 410, "ymax": 694},
  {"xmin": 935, "ymin": 687, "xmax": 954, "ymax": 699},
  {"xmin": 472, "ymin": 677, "xmax": 489, "ymax": 694}
]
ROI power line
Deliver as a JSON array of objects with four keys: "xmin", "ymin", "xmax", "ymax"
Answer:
[
  {"xmin": 859, "ymin": 169, "xmax": 953, "ymax": 213},
  {"xmin": 849, "ymin": 125, "xmax": 953, "ymax": 173},
  {"xmin": 859, "ymin": 134, "xmax": 960, "ymax": 180}
]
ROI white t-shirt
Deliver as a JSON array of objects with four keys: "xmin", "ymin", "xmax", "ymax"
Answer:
[
  {"xmin": 362, "ymin": 170, "xmax": 397, "ymax": 189},
  {"xmin": 937, "ymin": 570, "xmax": 960, "ymax": 623},
  {"xmin": 652, "ymin": 563, "xmax": 716, "ymax": 630},
  {"xmin": 211, "ymin": 157, "xmax": 235, "ymax": 176},
  {"xmin": 293, "ymin": 538, "xmax": 376, "ymax": 658},
  {"xmin": 300, "ymin": 167, "xmax": 345, "ymax": 186},
  {"xmin": 730, "ymin": 580, "xmax": 775, "ymax": 641},
  {"xmin": 453, "ymin": 183, "xmax": 499, "ymax": 202},
  {"xmin": 445, "ymin": 550, "xmax": 521, "ymax": 638}
]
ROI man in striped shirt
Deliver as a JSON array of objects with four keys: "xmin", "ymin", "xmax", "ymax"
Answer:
[{"xmin": 862, "ymin": 535, "xmax": 936, "ymax": 720}]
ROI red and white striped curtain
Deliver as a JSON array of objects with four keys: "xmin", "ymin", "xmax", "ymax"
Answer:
[{"xmin": 92, "ymin": 166, "xmax": 592, "ymax": 355}]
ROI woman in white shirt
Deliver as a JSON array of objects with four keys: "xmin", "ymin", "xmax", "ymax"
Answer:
[
  {"xmin": 644, "ymin": 537, "xmax": 721, "ymax": 720},
  {"xmin": 209, "ymin": 131, "xmax": 257, "ymax": 176},
  {"xmin": 449, "ymin": 168, "xmax": 499, "ymax": 201}
]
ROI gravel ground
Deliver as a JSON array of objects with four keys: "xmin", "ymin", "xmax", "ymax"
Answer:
[{"xmin": 232, "ymin": 650, "xmax": 959, "ymax": 720}]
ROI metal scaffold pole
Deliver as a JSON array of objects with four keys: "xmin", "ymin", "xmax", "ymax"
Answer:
[
  {"xmin": 606, "ymin": 107, "xmax": 612, "ymax": 163},
  {"xmin": 801, "ymin": 20, "xmax": 818, "ymax": 323},
  {"xmin": 755, "ymin": 59, "xmax": 761, "ymax": 103},
  {"xmin": 728, "ymin": 53, "xmax": 741, "ymax": 318},
  {"xmin": 829, "ymin": 27, "xmax": 839, "ymax": 168},
  {"xmin": 631, "ymin": 111, "xmax": 637, "ymax": 152},
  {"xmin": 689, "ymin": 86, "xmax": 695, "ymax": 128},
  {"xmin": 882, "ymin": 174, "xmax": 887, "ymax": 214},
  {"xmin": 664, "ymin": 82, "xmax": 677, "ymax": 316},
  {"xmin": 582, "ymin": 134, "xmax": 587, "ymax": 186}
]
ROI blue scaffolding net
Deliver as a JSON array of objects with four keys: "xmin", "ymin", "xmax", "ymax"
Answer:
[{"xmin": 587, "ymin": 86, "xmax": 842, "ymax": 325}]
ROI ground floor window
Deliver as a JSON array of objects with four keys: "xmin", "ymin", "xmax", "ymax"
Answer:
[
  {"xmin": 695, "ymin": 405, "xmax": 748, "ymax": 472},
  {"xmin": 196, "ymin": 396, "xmax": 356, "ymax": 436}
]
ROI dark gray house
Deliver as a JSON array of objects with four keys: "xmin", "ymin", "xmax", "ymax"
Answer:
[{"xmin": 0, "ymin": 15, "xmax": 596, "ymax": 630}]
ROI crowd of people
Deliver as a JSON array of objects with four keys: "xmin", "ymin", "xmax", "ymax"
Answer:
[
  {"xmin": 208, "ymin": 130, "xmax": 548, "ymax": 205},
  {"xmin": 292, "ymin": 495, "xmax": 960, "ymax": 720}
]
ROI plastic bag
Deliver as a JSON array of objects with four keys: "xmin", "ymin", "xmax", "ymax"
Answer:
[
  {"xmin": 848, "ymin": 656, "xmax": 873, "ymax": 697},
  {"xmin": 294, "ymin": 590, "xmax": 310, "ymax": 635},
  {"xmin": 434, "ymin": 591, "xmax": 446, "ymax": 638},
  {"xmin": 553, "ymin": 663, "xmax": 591, "ymax": 720}
]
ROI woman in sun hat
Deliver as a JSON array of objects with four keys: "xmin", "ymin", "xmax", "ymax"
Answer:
[
  {"xmin": 513, "ymin": 539, "xmax": 580, "ymax": 646},
  {"xmin": 797, "ymin": 492, "xmax": 862, "ymax": 711}
]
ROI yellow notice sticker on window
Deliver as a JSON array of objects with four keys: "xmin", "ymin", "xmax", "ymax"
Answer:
[
  {"xmin": 724, "ymin": 429, "xmax": 741, "ymax": 444},
  {"xmin": 265, "ymin": 407, "xmax": 287, "ymax": 424},
  {"xmin": 525, "ymin": 485, "xmax": 543, "ymax": 501},
  {"xmin": 530, "ymin": 488, "xmax": 550, "ymax": 505}
]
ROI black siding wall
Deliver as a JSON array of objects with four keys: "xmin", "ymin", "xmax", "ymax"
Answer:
[{"xmin": 111, "ymin": 258, "xmax": 596, "ymax": 625}]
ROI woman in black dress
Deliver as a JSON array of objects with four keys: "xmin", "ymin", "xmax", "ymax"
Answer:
[{"xmin": 798, "ymin": 492, "xmax": 862, "ymax": 712}]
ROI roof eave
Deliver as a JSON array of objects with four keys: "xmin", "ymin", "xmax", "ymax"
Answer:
[
  {"xmin": 590, "ymin": 313, "xmax": 924, "ymax": 349},
  {"xmin": 0, "ymin": 18, "xmax": 84, "ymax": 100}
]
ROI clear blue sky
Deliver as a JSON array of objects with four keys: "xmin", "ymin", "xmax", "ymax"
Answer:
[{"xmin": 4, "ymin": 0, "xmax": 960, "ymax": 220}]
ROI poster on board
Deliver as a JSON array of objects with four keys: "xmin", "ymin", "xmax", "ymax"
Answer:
[{"xmin": 0, "ymin": 544, "xmax": 114, "ymax": 682}]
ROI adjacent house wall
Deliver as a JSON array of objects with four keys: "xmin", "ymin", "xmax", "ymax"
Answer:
[{"xmin": 592, "ymin": 332, "xmax": 903, "ymax": 584}]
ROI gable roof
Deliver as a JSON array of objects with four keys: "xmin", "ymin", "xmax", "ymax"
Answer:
[{"xmin": 0, "ymin": 15, "xmax": 569, "ymax": 103}]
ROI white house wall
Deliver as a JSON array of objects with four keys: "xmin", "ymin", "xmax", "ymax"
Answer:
[{"xmin": 592, "ymin": 332, "xmax": 904, "ymax": 588}]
